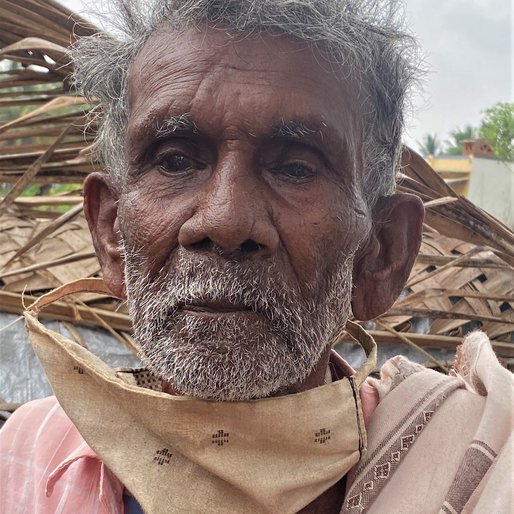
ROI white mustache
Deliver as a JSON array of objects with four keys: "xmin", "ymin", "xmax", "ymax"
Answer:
[{"xmin": 127, "ymin": 250, "xmax": 305, "ymax": 318}]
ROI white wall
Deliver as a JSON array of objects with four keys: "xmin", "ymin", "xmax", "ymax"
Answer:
[{"xmin": 468, "ymin": 158, "xmax": 514, "ymax": 229}]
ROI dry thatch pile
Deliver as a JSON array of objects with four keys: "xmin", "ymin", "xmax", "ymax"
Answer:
[{"xmin": 1, "ymin": 0, "xmax": 513, "ymax": 376}]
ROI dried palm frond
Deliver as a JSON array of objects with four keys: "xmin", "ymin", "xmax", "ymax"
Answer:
[{"xmin": 0, "ymin": 0, "xmax": 97, "ymax": 188}]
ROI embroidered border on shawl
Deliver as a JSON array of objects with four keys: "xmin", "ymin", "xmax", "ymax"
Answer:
[
  {"xmin": 341, "ymin": 378, "xmax": 462, "ymax": 513},
  {"xmin": 439, "ymin": 440, "xmax": 497, "ymax": 514}
]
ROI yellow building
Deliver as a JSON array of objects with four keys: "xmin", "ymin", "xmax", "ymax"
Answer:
[
  {"xmin": 426, "ymin": 154, "xmax": 472, "ymax": 195},
  {"xmin": 426, "ymin": 140, "xmax": 514, "ymax": 229},
  {"xmin": 426, "ymin": 139, "xmax": 495, "ymax": 196}
]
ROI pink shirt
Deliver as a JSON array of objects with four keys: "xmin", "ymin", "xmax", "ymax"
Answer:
[{"xmin": 0, "ymin": 396, "xmax": 124, "ymax": 514}]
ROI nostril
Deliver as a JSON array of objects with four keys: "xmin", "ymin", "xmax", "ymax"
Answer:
[
  {"xmin": 240, "ymin": 239, "xmax": 261, "ymax": 253},
  {"xmin": 191, "ymin": 237, "xmax": 212, "ymax": 251}
]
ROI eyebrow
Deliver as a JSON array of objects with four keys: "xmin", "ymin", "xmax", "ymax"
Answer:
[
  {"xmin": 154, "ymin": 113, "xmax": 199, "ymax": 138},
  {"xmin": 271, "ymin": 120, "xmax": 320, "ymax": 139},
  {"xmin": 270, "ymin": 119, "xmax": 344, "ymax": 151},
  {"xmin": 143, "ymin": 113, "xmax": 346, "ymax": 168}
]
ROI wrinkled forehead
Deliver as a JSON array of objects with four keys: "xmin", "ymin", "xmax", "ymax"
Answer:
[
  {"xmin": 129, "ymin": 23, "xmax": 360, "ymax": 92},
  {"xmin": 127, "ymin": 24, "xmax": 365, "ymax": 165}
]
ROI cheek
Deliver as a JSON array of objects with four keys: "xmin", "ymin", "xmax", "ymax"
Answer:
[
  {"xmin": 118, "ymin": 185, "xmax": 193, "ymax": 275},
  {"xmin": 276, "ymin": 194, "xmax": 368, "ymax": 284}
]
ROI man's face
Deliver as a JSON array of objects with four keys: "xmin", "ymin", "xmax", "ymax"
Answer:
[{"xmin": 117, "ymin": 26, "xmax": 371, "ymax": 400}]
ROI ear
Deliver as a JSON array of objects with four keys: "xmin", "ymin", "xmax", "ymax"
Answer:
[
  {"xmin": 83, "ymin": 172, "xmax": 126, "ymax": 299},
  {"xmin": 352, "ymin": 193, "xmax": 424, "ymax": 320}
]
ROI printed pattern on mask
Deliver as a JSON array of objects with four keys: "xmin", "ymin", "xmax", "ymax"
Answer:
[
  {"xmin": 314, "ymin": 428, "xmax": 331, "ymax": 444},
  {"xmin": 153, "ymin": 448, "xmax": 173, "ymax": 465},
  {"xmin": 212, "ymin": 430, "xmax": 230, "ymax": 446}
]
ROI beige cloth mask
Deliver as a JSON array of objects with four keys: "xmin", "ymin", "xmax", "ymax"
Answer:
[{"xmin": 25, "ymin": 278, "xmax": 377, "ymax": 514}]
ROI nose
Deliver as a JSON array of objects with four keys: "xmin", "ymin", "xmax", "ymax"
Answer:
[{"xmin": 178, "ymin": 163, "xmax": 279, "ymax": 257}]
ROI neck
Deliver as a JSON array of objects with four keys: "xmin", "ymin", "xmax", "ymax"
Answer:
[{"xmin": 298, "ymin": 477, "xmax": 347, "ymax": 514}]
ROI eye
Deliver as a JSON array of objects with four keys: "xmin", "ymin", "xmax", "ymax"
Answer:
[
  {"xmin": 275, "ymin": 162, "xmax": 316, "ymax": 182},
  {"xmin": 157, "ymin": 153, "xmax": 196, "ymax": 174}
]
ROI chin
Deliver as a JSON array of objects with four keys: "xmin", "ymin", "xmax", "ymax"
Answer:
[{"xmin": 136, "ymin": 312, "xmax": 323, "ymax": 401}]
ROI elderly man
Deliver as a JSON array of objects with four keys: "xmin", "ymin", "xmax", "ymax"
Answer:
[{"xmin": 1, "ymin": 0, "xmax": 512, "ymax": 513}]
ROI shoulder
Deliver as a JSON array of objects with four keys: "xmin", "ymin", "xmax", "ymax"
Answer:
[
  {"xmin": 346, "ymin": 331, "xmax": 513, "ymax": 514},
  {"xmin": 451, "ymin": 330, "xmax": 514, "ymax": 396},
  {"xmin": 0, "ymin": 396, "xmax": 79, "ymax": 456},
  {"xmin": 367, "ymin": 330, "xmax": 513, "ymax": 458},
  {"xmin": 2, "ymin": 395, "xmax": 68, "ymax": 430},
  {"xmin": 0, "ymin": 396, "xmax": 105, "ymax": 513},
  {"xmin": 367, "ymin": 329, "xmax": 513, "ymax": 406},
  {"xmin": 0, "ymin": 396, "xmax": 81, "ymax": 483}
]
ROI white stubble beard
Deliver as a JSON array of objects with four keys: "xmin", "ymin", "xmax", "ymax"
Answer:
[{"xmin": 123, "ymin": 244, "xmax": 355, "ymax": 401}]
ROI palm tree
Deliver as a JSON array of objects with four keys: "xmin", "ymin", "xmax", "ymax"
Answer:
[
  {"xmin": 417, "ymin": 133, "xmax": 442, "ymax": 157},
  {"xmin": 445, "ymin": 125, "xmax": 477, "ymax": 155}
]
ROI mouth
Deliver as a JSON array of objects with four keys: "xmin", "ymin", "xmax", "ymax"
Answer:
[{"xmin": 180, "ymin": 300, "xmax": 255, "ymax": 315}]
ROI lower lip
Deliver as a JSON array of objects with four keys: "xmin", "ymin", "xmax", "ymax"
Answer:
[{"xmin": 182, "ymin": 307, "xmax": 256, "ymax": 317}]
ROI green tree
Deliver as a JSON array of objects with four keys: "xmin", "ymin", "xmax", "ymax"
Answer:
[
  {"xmin": 479, "ymin": 102, "xmax": 514, "ymax": 161},
  {"xmin": 445, "ymin": 125, "xmax": 477, "ymax": 155},
  {"xmin": 417, "ymin": 133, "xmax": 442, "ymax": 157}
]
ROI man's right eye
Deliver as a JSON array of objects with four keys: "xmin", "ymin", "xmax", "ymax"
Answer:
[{"xmin": 157, "ymin": 153, "xmax": 196, "ymax": 174}]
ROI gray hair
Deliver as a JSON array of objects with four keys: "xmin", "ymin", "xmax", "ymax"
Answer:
[{"xmin": 73, "ymin": 0, "xmax": 420, "ymax": 206}]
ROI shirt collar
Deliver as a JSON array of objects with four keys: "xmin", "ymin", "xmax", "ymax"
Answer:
[{"xmin": 46, "ymin": 438, "xmax": 124, "ymax": 513}]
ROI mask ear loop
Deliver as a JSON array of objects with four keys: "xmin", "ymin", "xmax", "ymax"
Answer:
[
  {"xmin": 26, "ymin": 277, "xmax": 117, "ymax": 316},
  {"xmin": 331, "ymin": 320, "xmax": 377, "ymax": 387},
  {"xmin": 330, "ymin": 320, "xmax": 377, "ymax": 456}
]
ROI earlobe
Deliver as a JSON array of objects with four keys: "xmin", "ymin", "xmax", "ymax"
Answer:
[
  {"xmin": 83, "ymin": 172, "xmax": 126, "ymax": 299},
  {"xmin": 351, "ymin": 193, "xmax": 424, "ymax": 320}
]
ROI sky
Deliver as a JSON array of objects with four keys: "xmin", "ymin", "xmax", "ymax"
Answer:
[
  {"xmin": 58, "ymin": 0, "xmax": 512, "ymax": 153},
  {"xmin": 403, "ymin": 0, "xmax": 512, "ymax": 149}
]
